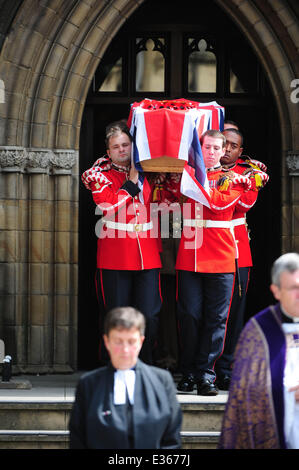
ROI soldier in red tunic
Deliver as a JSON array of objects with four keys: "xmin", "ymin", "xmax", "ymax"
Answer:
[
  {"xmin": 215, "ymin": 127, "xmax": 269, "ymax": 390},
  {"xmin": 81, "ymin": 121, "xmax": 162, "ymax": 365},
  {"xmin": 164, "ymin": 130, "xmax": 254, "ymax": 395}
]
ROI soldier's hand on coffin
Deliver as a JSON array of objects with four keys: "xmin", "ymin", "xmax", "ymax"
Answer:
[
  {"xmin": 129, "ymin": 160, "xmax": 139, "ymax": 184},
  {"xmin": 153, "ymin": 173, "xmax": 167, "ymax": 184},
  {"xmin": 169, "ymin": 173, "xmax": 181, "ymax": 184}
]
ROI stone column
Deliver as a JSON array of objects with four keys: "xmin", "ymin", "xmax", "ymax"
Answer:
[
  {"xmin": 26, "ymin": 149, "xmax": 54, "ymax": 373},
  {"xmin": 0, "ymin": 147, "xmax": 29, "ymax": 372},
  {"xmin": 0, "ymin": 146, "xmax": 78, "ymax": 373},
  {"xmin": 51, "ymin": 150, "xmax": 78, "ymax": 372},
  {"xmin": 286, "ymin": 151, "xmax": 299, "ymax": 252}
]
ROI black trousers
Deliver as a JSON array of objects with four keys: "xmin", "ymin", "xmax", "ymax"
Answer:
[
  {"xmin": 96, "ymin": 268, "xmax": 162, "ymax": 365},
  {"xmin": 177, "ymin": 270, "xmax": 234, "ymax": 382},
  {"xmin": 215, "ymin": 266, "xmax": 250, "ymax": 377}
]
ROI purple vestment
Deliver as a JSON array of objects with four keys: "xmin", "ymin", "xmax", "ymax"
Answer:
[{"xmin": 218, "ymin": 303, "xmax": 287, "ymax": 449}]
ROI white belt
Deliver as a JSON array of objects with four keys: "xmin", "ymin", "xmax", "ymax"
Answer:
[
  {"xmin": 103, "ymin": 219, "xmax": 153, "ymax": 232},
  {"xmin": 231, "ymin": 217, "xmax": 246, "ymax": 227},
  {"xmin": 183, "ymin": 219, "xmax": 232, "ymax": 229}
]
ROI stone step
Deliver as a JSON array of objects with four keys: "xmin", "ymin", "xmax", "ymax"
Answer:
[
  {"xmin": 0, "ymin": 430, "xmax": 220, "ymax": 449},
  {"xmin": 180, "ymin": 400, "xmax": 226, "ymax": 432},
  {"xmin": 181, "ymin": 431, "xmax": 220, "ymax": 449},
  {"xmin": 0, "ymin": 399, "xmax": 226, "ymax": 432},
  {"xmin": 0, "ymin": 399, "xmax": 225, "ymax": 449},
  {"xmin": 0, "ymin": 430, "xmax": 69, "ymax": 449},
  {"xmin": 0, "ymin": 374, "xmax": 227, "ymax": 449},
  {"xmin": 0, "ymin": 402, "xmax": 73, "ymax": 431}
]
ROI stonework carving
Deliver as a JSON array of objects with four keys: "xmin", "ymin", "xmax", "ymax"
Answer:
[
  {"xmin": 26, "ymin": 148, "xmax": 53, "ymax": 173},
  {"xmin": 50, "ymin": 150, "xmax": 77, "ymax": 174},
  {"xmin": 0, "ymin": 147, "xmax": 77, "ymax": 174},
  {"xmin": 0, "ymin": 146, "xmax": 27, "ymax": 172},
  {"xmin": 286, "ymin": 152, "xmax": 299, "ymax": 176}
]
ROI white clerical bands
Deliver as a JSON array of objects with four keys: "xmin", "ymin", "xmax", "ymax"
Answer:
[
  {"xmin": 114, "ymin": 369, "xmax": 136, "ymax": 405},
  {"xmin": 183, "ymin": 217, "xmax": 246, "ymax": 229},
  {"xmin": 102, "ymin": 218, "xmax": 246, "ymax": 232}
]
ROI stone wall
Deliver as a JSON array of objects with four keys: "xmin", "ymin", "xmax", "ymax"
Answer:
[{"xmin": 0, "ymin": 149, "xmax": 78, "ymax": 372}]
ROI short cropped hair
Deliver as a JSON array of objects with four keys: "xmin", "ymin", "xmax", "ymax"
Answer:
[
  {"xmin": 271, "ymin": 252, "xmax": 299, "ymax": 287},
  {"xmin": 104, "ymin": 307, "xmax": 146, "ymax": 336},
  {"xmin": 105, "ymin": 120, "xmax": 133, "ymax": 148},
  {"xmin": 200, "ymin": 129, "xmax": 226, "ymax": 147},
  {"xmin": 224, "ymin": 120, "xmax": 239, "ymax": 129},
  {"xmin": 223, "ymin": 128, "xmax": 244, "ymax": 146}
]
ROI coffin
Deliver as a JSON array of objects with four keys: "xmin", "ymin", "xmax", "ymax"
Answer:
[
  {"xmin": 140, "ymin": 155, "xmax": 185, "ymax": 172},
  {"xmin": 128, "ymin": 98, "xmax": 225, "ymax": 172}
]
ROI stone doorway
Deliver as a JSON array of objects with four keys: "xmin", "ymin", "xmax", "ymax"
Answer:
[{"xmin": 78, "ymin": 0, "xmax": 281, "ymax": 370}]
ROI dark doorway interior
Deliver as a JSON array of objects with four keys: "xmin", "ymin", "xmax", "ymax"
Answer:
[{"xmin": 78, "ymin": 0, "xmax": 281, "ymax": 370}]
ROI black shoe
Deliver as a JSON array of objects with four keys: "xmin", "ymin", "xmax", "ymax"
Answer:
[
  {"xmin": 217, "ymin": 375, "xmax": 231, "ymax": 391},
  {"xmin": 197, "ymin": 378, "xmax": 219, "ymax": 396},
  {"xmin": 177, "ymin": 374, "xmax": 196, "ymax": 392}
]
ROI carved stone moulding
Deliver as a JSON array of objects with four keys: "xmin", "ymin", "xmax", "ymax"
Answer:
[
  {"xmin": 286, "ymin": 151, "xmax": 299, "ymax": 176},
  {"xmin": 26, "ymin": 148, "xmax": 53, "ymax": 174},
  {"xmin": 0, "ymin": 146, "xmax": 27, "ymax": 172},
  {"xmin": 51, "ymin": 149, "xmax": 78, "ymax": 175},
  {"xmin": 0, "ymin": 146, "xmax": 77, "ymax": 174}
]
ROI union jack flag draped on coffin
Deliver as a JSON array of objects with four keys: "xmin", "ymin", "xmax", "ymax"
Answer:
[{"xmin": 127, "ymin": 98, "xmax": 225, "ymax": 207}]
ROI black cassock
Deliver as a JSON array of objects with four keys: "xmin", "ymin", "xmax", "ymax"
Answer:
[{"xmin": 69, "ymin": 359, "xmax": 182, "ymax": 449}]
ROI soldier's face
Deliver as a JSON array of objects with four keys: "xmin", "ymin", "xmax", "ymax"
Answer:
[
  {"xmin": 221, "ymin": 131, "xmax": 243, "ymax": 166},
  {"xmin": 107, "ymin": 132, "xmax": 132, "ymax": 167},
  {"xmin": 270, "ymin": 269, "xmax": 299, "ymax": 318},
  {"xmin": 103, "ymin": 327, "xmax": 144, "ymax": 370},
  {"xmin": 201, "ymin": 136, "xmax": 226, "ymax": 169}
]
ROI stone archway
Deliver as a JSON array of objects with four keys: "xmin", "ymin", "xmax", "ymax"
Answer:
[{"xmin": 0, "ymin": 0, "xmax": 297, "ymax": 372}]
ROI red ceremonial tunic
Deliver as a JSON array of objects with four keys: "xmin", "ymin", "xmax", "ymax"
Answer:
[
  {"xmin": 164, "ymin": 169, "xmax": 251, "ymax": 273},
  {"xmin": 177, "ymin": 169, "xmax": 246, "ymax": 273},
  {"xmin": 84, "ymin": 163, "xmax": 161, "ymax": 271},
  {"xmin": 223, "ymin": 157, "xmax": 268, "ymax": 268}
]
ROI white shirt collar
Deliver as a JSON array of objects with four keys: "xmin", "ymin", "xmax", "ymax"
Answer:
[{"xmin": 281, "ymin": 305, "xmax": 299, "ymax": 323}]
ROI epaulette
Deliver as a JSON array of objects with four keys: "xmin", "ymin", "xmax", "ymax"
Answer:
[
  {"xmin": 81, "ymin": 155, "xmax": 112, "ymax": 190},
  {"xmin": 217, "ymin": 171, "xmax": 235, "ymax": 191},
  {"xmin": 91, "ymin": 156, "xmax": 112, "ymax": 172},
  {"xmin": 217, "ymin": 171, "xmax": 252, "ymax": 191},
  {"xmin": 239, "ymin": 155, "xmax": 267, "ymax": 172}
]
